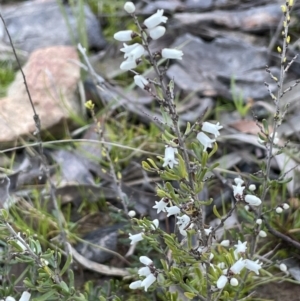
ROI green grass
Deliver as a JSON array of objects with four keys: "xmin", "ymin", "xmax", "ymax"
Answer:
[{"xmin": 0, "ymin": 61, "xmax": 15, "ymax": 97}]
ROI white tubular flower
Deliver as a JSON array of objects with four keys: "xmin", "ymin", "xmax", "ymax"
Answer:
[
  {"xmin": 162, "ymin": 48, "xmax": 183, "ymax": 60},
  {"xmin": 230, "ymin": 258, "xmax": 246, "ymax": 274},
  {"xmin": 217, "ymin": 262, "xmax": 226, "ymax": 269},
  {"xmin": 166, "ymin": 206, "xmax": 181, "ymax": 217},
  {"xmin": 230, "ymin": 278, "xmax": 239, "ymax": 286},
  {"xmin": 162, "ymin": 146, "xmax": 178, "ymax": 169},
  {"xmin": 138, "ymin": 266, "xmax": 151, "ymax": 276},
  {"xmin": 196, "ymin": 132, "xmax": 216, "ymax": 151},
  {"xmin": 258, "ymin": 230, "xmax": 267, "ymax": 238},
  {"xmin": 148, "ymin": 26, "xmax": 166, "ymax": 40},
  {"xmin": 19, "ymin": 292, "xmax": 31, "ymax": 301},
  {"xmin": 245, "ymin": 194, "xmax": 262, "ymax": 206},
  {"xmin": 129, "ymin": 232, "xmax": 144, "ymax": 245},
  {"xmin": 220, "ymin": 240, "xmax": 230, "ymax": 247},
  {"xmin": 153, "ymin": 198, "xmax": 169, "ymax": 213},
  {"xmin": 280, "ymin": 263, "xmax": 287, "ymax": 272},
  {"xmin": 216, "ymin": 275, "xmax": 228, "ymax": 289},
  {"xmin": 202, "ymin": 122, "xmax": 223, "ymax": 138},
  {"xmin": 5, "ymin": 298, "xmax": 16, "ymax": 301},
  {"xmin": 249, "ymin": 184, "xmax": 256, "ymax": 191},
  {"xmin": 121, "ymin": 43, "xmax": 144, "ymax": 60},
  {"xmin": 144, "ymin": 9, "xmax": 168, "ymax": 29},
  {"xmin": 129, "ymin": 280, "xmax": 142, "ymax": 289},
  {"xmin": 124, "ymin": 2, "xmax": 135, "ymax": 13},
  {"xmin": 234, "ymin": 240, "xmax": 247, "ymax": 253},
  {"xmin": 150, "ymin": 219, "xmax": 159, "ymax": 230},
  {"xmin": 134, "ymin": 75, "xmax": 149, "ymax": 89},
  {"xmin": 114, "ymin": 30, "xmax": 135, "ymax": 41},
  {"xmin": 244, "ymin": 259, "xmax": 262, "ymax": 275},
  {"xmin": 232, "ymin": 183, "xmax": 245, "ymax": 198},
  {"xmin": 141, "ymin": 273, "xmax": 156, "ymax": 291},
  {"xmin": 140, "ymin": 256, "xmax": 153, "ymax": 266},
  {"xmin": 204, "ymin": 227, "xmax": 212, "ymax": 236},
  {"xmin": 276, "ymin": 207, "xmax": 283, "ymax": 214},
  {"xmin": 283, "ymin": 203, "xmax": 289, "ymax": 210},
  {"xmin": 120, "ymin": 59, "xmax": 137, "ymax": 71},
  {"xmin": 177, "ymin": 214, "xmax": 190, "ymax": 228},
  {"xmin": 177, "ymin": 214, "xmax": 190, "ymax": 236}
]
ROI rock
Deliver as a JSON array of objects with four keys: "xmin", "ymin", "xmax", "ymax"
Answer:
[
  {"xmin": 0, "ymin": 46, "xmax": 81, "ymax": 147},
  {"xmin": 173, "ymin": 4, "xmax": 281, "ymax": 33},
  {"xmin": 75, "ymin": 224, "xmax": 124, "ymax": 264},
  {"xmin": 167, "ymin": 33, "xmax": 279, "ymax": 100},
  {"xmin": 0, "ymin": 0, "xmax": 106, "ymax": 53}
]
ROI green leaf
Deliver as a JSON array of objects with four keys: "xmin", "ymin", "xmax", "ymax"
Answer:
[
  {"xmin": 161, "ymin": 171, "xmax": 182, "ymax": 181},
  {"xmin": 201, "ymin": 151, "xmax": 208, "ymax": 167},
  {"xmin": 147, "ymin": 158, "xmax": 159, "ymax": 169},
  {"xmin": 191, "ymin": 141, "xmax": 202, "ymax": 161},
  {"xmin": 262, "ymin": 119, "xmax": 269, "ymax": 135},
  {"xmin": 23, "ymin": 278, "xmax": 36, "ymax": 289},
  {"xmin": 59, "ymin": 280, "xmax": 69, "ymax": 293},
  {"xmin": 33, "ymin": 290, "xmax": 56, "ymax": 301},
  {"xmin": 198, "ymin": 198, "xmax": 213, "ymax": 206},
  {"xmin": 184, "ymin": 292, "xmax": 197, "ymax": 299},
  {"xmin": 208, "ymin": 141, "xmax": 218, "ymax": 158},
  {"xmin": 184, "ymin": 122, "xmax": 191, "ymax": 135},
  {"xmin": 277, "ymin": 177, "xmax": 293, "ymax": 184},
  {"xmin": 213, "ymin": 205, "xmax": 222, "ymax": 219},
  {"xmin": 142, "ymin": 161, "xmax": 153, "ymax": 172},
  {"xmin": 177, "ymin": 154, "xmax": 188, "ymax": 179},
  {"xmin": 68, "ymin": 269, "xmax": 74, "ymax": 289},
  {"xmin": 60, "ymin": 253, "xmax": 72, "ymax": 276},
  {"xmin": 0, "ymin": 209, "xmax": 9, "ymax": 221}
]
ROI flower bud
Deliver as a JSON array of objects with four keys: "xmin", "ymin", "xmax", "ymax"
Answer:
[
  {"xmin": 120, "ymin": 59, "xmax": 137, "ymax": 71},
  {"xmin": 280, "ymin": 263, "xmax": 287, "ymax": 272},
  {"xmin": 283, "ymin": 203, "xmax": 289, "ymax": 210},
  {"xmin": 276, "ymin": 207, "xmax": 283, "ymax": 214},
  {"xmin": 217, "ymin": 275, "xmax": 228, "ymax": 289},
  {"xmin": 129, "ymin": 280, "xmax": 142, "ymax": 289},
  {"xmin": 259, "ymin": 230, "xmax": 267, "ymax": 237},
  {"xmin": 114, "ymin": 30, "xmax": 136, "ymax": 42},
  {"xmin": 124, "ymin": 2, "xmax": 135, "ymax": 14},
  {"xmin": 19, "ymin": 292, "xmax": 31, "ymax": 301},
  {"xmin": 128, "ymin": 210, "xmax": 136, "ymax": 217},
  {"xmin": 148, "ymin": 26, "xmax": 166, "ymax": 40},
  {"xmin": 256, "ymin": 219, "xmax": 262, "ymax": 225},
  {"xmin": 220, "ymin": 240, "xmax": 230, "ymax": 247},
  {"xmin": 245, "ymin": 194, "xmax": 262, "ymax": 206},
  {"xmin": 230, "ymin": 278, "xmax": 239, "ymax": 286},
  {"xmin": 162, "ymin": 48, "xmax": 183, "ymax": 60},
  {"xmin": 249, "ymin": 184, "xmax": 256, "ymax": 191}
]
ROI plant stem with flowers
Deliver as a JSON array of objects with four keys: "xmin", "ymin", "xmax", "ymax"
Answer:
[{"xmin": 112, "ymin": 1, "xmax": 300, "ymax": 300}]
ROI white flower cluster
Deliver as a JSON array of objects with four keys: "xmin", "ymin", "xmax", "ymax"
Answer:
[
  {"xmin": 162, "ymin": 122, "xmax": 223, "ymax": 170},
  {"xmin": 1, "ymin": 292, "xmax": 31, "ymax": 301},
  {"xmin": 197, "ymin": 122, "xmax": 223, "ymax": 151},
  {"xmin": 129, "ymin": 219, "xmax": 159, "ymax": 245},
  {"xmin": 232, "ymin": 177, "xmax": 262, "ymax": 206},
  {"xmin": 129, "ymin": 256, "xmax": 157, "ymax": 291},
  {"xmin": 216, "ymin": 240, "xmax": 262, "ymax": 289},
  {"xmin": 114, "ymin": 2, "xmax": 183, "ymax": 80}
]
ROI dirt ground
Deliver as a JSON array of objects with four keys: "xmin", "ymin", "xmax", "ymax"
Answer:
[{"xmin": 255, "ymin": 281, "xmax": 300, "ymax": 301}]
